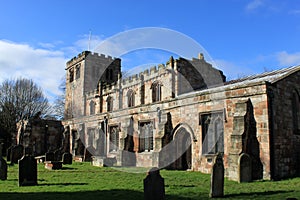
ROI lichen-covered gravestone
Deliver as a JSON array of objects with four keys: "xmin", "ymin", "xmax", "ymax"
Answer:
[
  {"xmin": 18, "ymin": 155, "xmax": 37, "ymax": 186},
  {"xmin": 144, "ymin": 167, "xmax": 165, "ymax": 200},
  {"xmin": 238, "ymin": 153, "xmax": 252, "ymax": 183},
  {"xmin": 62, "ymin": 152, "xmax": 72, "ymax": 164},
  {"xmin": 210, "ymin": 154, "xmax": 224, "ymax": 198}
]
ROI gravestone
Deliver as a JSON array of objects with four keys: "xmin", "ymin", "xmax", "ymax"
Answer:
[
  {"xmin": 62, "ymin": 152, "xmax": 72, "ymax": 165},
  {"xmin": 0, "ymin": 157, "xmax": 7, "ymax": 180},
  {"xmin": 54, "ymin": 149, "xmax": 62, "ymax": 161},
  {"xmin": 6, "ymin": 146, "xmax": 12, "ymax": 162},
  {"xmin": 11, "ymin": 145, "xmax": 24, "ymax": 164},
  {"xmin": 144, "ymin": 167, "xmax": 165, "ymax": 200},
  {"xmin": 18, "ymin": 155, "xmax": 37, "ymax": 186},
  {"xmin": 45, "ymin": 151, "xmax": 55, "ymax": 161},
  {"xmin": 45, "ymin": 161, "xmax": 63, "ymax": 170},
  {"xmin": 210, "ymin": 154, "xmax": 224, "ymax": 198},
  {"xmin": 238, "ymin": 153, "xmax": 252, "ymax": 183}
]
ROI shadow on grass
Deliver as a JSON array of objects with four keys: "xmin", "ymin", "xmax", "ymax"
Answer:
[
  {"xmin": 0, "ymin": 190, "xmax": 197, "ymax": 200},
  {"xmin": 225, "ymin": 190, "xmax": 293, "ymax": 198},
  {"xmin": 61, "ymin": 166, "xmax": 76, "ymax": 170},
  {"xmin": 38, "ymin": 182, "xmax": 88, "ymax": 186}
]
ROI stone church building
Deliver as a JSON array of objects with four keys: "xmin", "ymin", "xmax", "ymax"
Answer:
[{"xmin": 63, "ymin": 51, "xmax": 300, "ymax": 181}]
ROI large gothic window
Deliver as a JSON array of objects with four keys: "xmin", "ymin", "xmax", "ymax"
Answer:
[
  {"xmin": 127, "ymin": 89, "xmax": 135, "ymax": 108},
  {"xmin": 292, "ymin": 90, "xmax": 300, "ymax": 135},
  {"xmin": 109, "ymin": 126, "xmax": 119, "ymax": 152},
  {"xmin": 139, "ymin": 121, "xmax": 154, "ymax": 152},
  {"xmin": 201, "ymin": 112, "xmax": 224, "ymax": 155},
  {"xmin": 107, "ymin": 96, "xmax": 113, "ymax": 112},
  {"xmin": 151, "ymin": 82, "xmax": 162, "ymax": 103}
]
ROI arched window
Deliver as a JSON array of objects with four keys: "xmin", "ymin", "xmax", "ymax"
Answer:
[
  {"xmin": 89, "ymin": 100, "xmax": 95, "ymax": 115},
  {"xmin": 140, "ymin": 75, "xmax": 145, "ymax": 105},
  {"xmin": 69, "ymin": 68, "xmax": 74, "ymax": 83},
  {"xmin": 151, "ymin": 81, "xmax": 162, "ymax": 103},
  {"xmin": 139, "ymin": 121, "xmax": 153, "ymax": 152},
  {"xmin": 75, "ymin": 64, "xmax": 81, "ymax": 79},
  {"xmin": 201, "ymin": 112, "xmax": 224, "ymax": 154},
  {"xmin": 292, "ymin": 90, "xmax": 300, "ymax": 135},
  {"xmin": 107, "ymin": 96, "xmax": 113, "ymax": 112},
  {"xmin": 127, "ymin": 89, "xmax": 135, "ymax": 107},
  {"xmin": 109, "ymin": 126, "xmax": 119, "ymax": 152}
]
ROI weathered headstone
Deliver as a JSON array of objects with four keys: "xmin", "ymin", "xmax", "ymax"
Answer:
[
  {"xmin": 18, "ymin": 155, "xmax": 37, "ymax": 186},
  {"xmin": 45, "ymin": 151, "xmax": 55, "ymax": 161},
  {"xmin": 210, "ymin": 154, "xmax": 224, "ymax": 198},
  {"xmin": 238, "ymin": 153, "xmax": 252, "ymax": 183},
  {"xmin": 11, "ymin": 145, "xmax": 24, "ymax": 164},
  {"xmin": 0, "ymin": 157, "xmax": 7, "ymax": 180},
  {"xmin": 62, "ymin": 152, "xmax": 72, "ymax": 165},
  {"xmin": 144, "ymin": 167, "xmax": 165, "ymax": 200}
]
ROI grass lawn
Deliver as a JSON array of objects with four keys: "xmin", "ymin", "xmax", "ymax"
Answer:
[{"xmin": 0, "ymin": 161, "xmax": 300, "ymax": 200}]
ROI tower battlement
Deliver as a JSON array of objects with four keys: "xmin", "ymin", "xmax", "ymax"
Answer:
[{"xmin": 66, "ymin": 51, "xmax": 118, "ymax": 69}]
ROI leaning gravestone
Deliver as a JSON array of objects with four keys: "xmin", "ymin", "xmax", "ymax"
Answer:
[
  {"xmin": 210, "ymin": 153, "xmax": 224, "ymax": 198},
  {"xmin": 62, "ymin": 152, "xmax": 72, "ymax": 165},
  {"xmin": 0, "ymin": 157, "xmax": 7, "ymax": 180},
  {"xmin": 11, "ymin": 145, "xmax": 24, "ymax": 164},
  {"xmin": 238, "ymin": 153, "xmax": 252, "ymax": 183},
  {"xmin": 45, "ymin": 151, "xmax": 55, "ymax": 161},
  {"xmin": 18, "ymin": 155, "xmax": 37, "ymax": 186},
  {"xmin": 144, "ymin": 167, "xmax": 165, "ymax": 200}
]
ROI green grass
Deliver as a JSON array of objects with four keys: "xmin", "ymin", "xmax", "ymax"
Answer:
[{"xmin": 0, "ymin": 161, "xmax": 300, "ymax": 200}]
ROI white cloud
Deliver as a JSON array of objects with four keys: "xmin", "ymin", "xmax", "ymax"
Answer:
[
  {"xmin": 0, "ymin": 40, "xmax": 67, "ymax": 102},
  {"xmin": 0, "ymin": 35, "xmax": 105, "ymax": 104},
  {"xmin": 246, "ymin": 0, "xmax": 264, "ymax": 11},
  {"xmin": 276, "ymin": 51, "xmax": 300, "ymax": 66}
]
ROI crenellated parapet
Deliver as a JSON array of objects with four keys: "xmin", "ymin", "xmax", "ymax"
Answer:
[
  {"xmin": 120, "ymin": 62, "xmax": 173, "ymax": 89},
  {"xmin": 66, "ymin": 51, "xmax": 117, "ymax": 69}
]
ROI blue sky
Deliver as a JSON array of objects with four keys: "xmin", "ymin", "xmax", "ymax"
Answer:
[{"xmin": 0, "ymin": 0, "xmax": 300, "ymax": 101}]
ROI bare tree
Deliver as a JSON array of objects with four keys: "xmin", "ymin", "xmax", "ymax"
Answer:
[
  {"xmin": 0, "ymin": 77, "xmax": 51, "ymax": 145},
  {"xmin": 52, "ymin": 76, "xmax": 66, "ymax": 120}
]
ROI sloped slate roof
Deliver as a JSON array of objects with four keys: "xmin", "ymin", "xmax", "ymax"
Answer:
[{"xmin": 225, "ymin": 65, "xmax": 300, "ymax": 85}]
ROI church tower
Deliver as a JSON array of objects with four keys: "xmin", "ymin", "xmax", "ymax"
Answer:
[{"xmin": 64, "ymin": 51, "xmax": 121, "ymax": 119}]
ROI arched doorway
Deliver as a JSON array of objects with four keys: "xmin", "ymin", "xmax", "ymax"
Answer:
[{"xmin": 173, "ymin": 127, "xmax": 192, "ymax": 170}]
